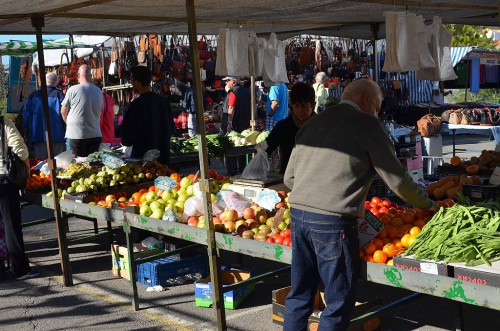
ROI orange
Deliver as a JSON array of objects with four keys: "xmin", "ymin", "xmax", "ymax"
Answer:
[
  {"xmin": 376, "ymin": 227, "xmax": 388, "ymax": 239},
  {"xmin": 379, "ymin": 215, "xmax": 390, "ymax": 225},
  {"xmin": 413, "ymin": 220, "xmax": 426, "ymax": 228},
  {"xmin": 402, "ymin": 212, "xmax": 415, "ymax": 224},
  {"xmin": 410, "ymin": 227, "xmax": 421, "ymax": 237},
  {"xmin": 372, "ymin": 238, "xmax": 384, "ymax": 250},
  {"xmin": 382, "ymin": 238, "xmax": 391, "ymax": 245},
  {"xmin": 170, "ymin": 173, "xmax": 181, "ymax": 183},
  {"xmin": 387, "ymin": 226, "xmax": 398, "ymax": 240},
  {"xmin": 390, "ymin": 217, "xmax": 403, "ymax": 228},
  {"xmin": 139, "ymin": 194, "xmax": 147, "ymax": 204},
  {"xmin": 130, "ymin": 192, "xmax": 142, "ymax": 203},
  {"xmin": 382, "ymin": 243, "xmax": 398, "ymax": 258},
  {"xmin": 138, "ymin": 189, "xmax": 148, "ymax": 196},
  {"xmin": 105, "ymin": 195, "xmax": 116, "ymax": 204},
  {"xmin": 364, "ymin": 243, "xmax": 377, "ymax": 256},
  {"xmin": 362, "ymin": 255, "xmax": 374, "ymax": 263},
  {"xmin": 386, "ymin": 259, "xmax": 394, "ymax": 266},
  {"xmin": 373, "ymin": 250, "xmax": 388, "ymax": 264},
  {"xmin": 408, "ymin": 236, "xmax": 417, "ymax": 247},
  {"xmin": 148, "ymin": 185, "xmax": 156, "ymax": 192},
  {"xmin": 401, "ymin": 234, "xmax": 412, "ymax": 248}
]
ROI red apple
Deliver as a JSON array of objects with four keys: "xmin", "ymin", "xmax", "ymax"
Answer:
[
  {"xmin": 275, "ymin": 202, "xmax": 286, "ymax": 209},
  {"xmin": 220, "ymin": 209, "xmax": 238, "ymax": 222},
  {"xmin": 212, "ymin": 216, "xmax": 222, "ymax": 224},
  {"xmin": 223, "ymin": 220, "xmax": 236, "ymax": 233},
  {"xmin": 243, "ymin": 207, "xmax": 255, "ymax": 220},
  {"xmin": 187, "ymin": 216, "xmax": 199, "ymax": 227}
]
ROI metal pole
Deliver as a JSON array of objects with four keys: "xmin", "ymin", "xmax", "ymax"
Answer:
[
  {"xmin": 250, "ymin": 76, "xmax": 256, "ymax": 130},
  {"xmin": 371, "ymin": 23, "xmax": 379, "ymax": 83},
  {"xmin": 185, "ymin": 1, "xmax": 226, "ymax": 330},
  {"xmin": 31, "ymin": 15, "xmax": 72, "ymax": 287},
  {"xmin": 100, "ymin": 44, "xmax": 106, "ymax": 88}
]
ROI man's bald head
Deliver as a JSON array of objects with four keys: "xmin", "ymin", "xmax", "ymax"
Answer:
[
  {"xmin": 341, "ymin": 79, "xmax": 383, "ymax": 116},
  {"xmin": 78, "ymin": 64, "xmax": 91, "ymax": 83}
]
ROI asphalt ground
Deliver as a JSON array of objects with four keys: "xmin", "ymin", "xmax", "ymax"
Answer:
[{"xmin": 1, "ymin": 133, "xmax": 500, "ymax": 331}]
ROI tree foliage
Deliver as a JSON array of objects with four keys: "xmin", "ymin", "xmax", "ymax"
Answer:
[
  {"xmin": 445, "ymin": 24, "xmax": 496, "ymax": 49},
  {"xmin": 0, "ymin": 57, "xmax": 7, "ymax": 100}
]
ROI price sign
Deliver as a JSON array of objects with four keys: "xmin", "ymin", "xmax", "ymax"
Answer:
[
  {"xmin": 257, "ymin": 189, "xmax": 281, "ymax": 211},
  {"xmin": 143, "ymin": 149, "xmax": 161, "ymax": 162},
  {"xmin": 154, "ymin": 176, "xmax": 178, "ymax": 191},
  {"xmin": 102, "ymin": 153, "xmax": 124, "ymax": 169}
]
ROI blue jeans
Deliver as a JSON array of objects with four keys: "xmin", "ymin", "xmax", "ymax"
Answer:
[{"xmin": 284, "ymin": 208, "xmax": 360, "ymax": 331}]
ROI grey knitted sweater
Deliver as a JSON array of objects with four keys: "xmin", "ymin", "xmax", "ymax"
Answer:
[{"xmin": 284, "ymin": 103, "xmax": 432, "ymax": 218}]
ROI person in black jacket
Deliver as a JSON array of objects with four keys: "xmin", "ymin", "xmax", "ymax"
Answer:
[
  {"xmin": 121, "ymin": 66, "xmax": 175, "ymax": 165},
  {"xmin": 266, "ymin": 82, "xmax": 315, "ymax": 174}
]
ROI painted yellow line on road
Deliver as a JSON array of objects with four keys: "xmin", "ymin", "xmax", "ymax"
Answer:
[{"xmin": 50, "ymin": 276, "xmax": 194, "ymax": 331}]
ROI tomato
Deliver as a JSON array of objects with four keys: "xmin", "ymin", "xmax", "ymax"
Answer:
[
  {"xmin": 390, "ymin": 202, "xmax": 399, "ymax": 208},
  {"xmin": 281, "ymin": 229, "xmax": 291, "ymax": 238},
  {"xmin": 377, "ymin": 203, "xmax": 385, "ymax": 208},
  {"xmin": 382, "ymin": 199, "xmax": 391, "ymax": 207},
  {"xmin": 266, "ymin": 237, "xmax": 275, "ymax": 243},
  {"xmin": 370, "ymin": 202, "xmax": 379, "ymax": 209},
  {"xmin": 379, "ymin": 207, "xmax": 389, "ymax": 214},
  {"xmin": 388, "ymin": 207, "xmax": 398, "ymax": 215},
  {"xmin": 397, "ymin": 206, "xmax": 406, "ymax": 211},
  {"xmin": 283, "ymin": 237, "xmax": 291, "ymax": 246},
  {"xmin": 370, "ymin": 208, "xmax": 380, "ymax": 217},
  {"xmin": 371, "ymin": 197, "xmax": 382, "ymax": 205},
  {"xmin": 364, "ymin": 201, "xmax": 372, "ymax": 210},
  {"xmin": 274, "ymin": 236, "xmax": 284, "ymax": 245}
]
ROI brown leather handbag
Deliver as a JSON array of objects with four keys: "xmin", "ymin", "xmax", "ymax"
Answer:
[
  {"xmin": 449, "ymin": 111, "xmax": 463, "ymax": 125},
  {"xmin": 417, "ymin": 114, "xmax": 442, "ymax": 137}
]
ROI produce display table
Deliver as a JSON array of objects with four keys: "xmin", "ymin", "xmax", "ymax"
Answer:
[
  {"xmin": 443, "ymin": 124, "xmax": 500, "ymax": 156},
  {"xmin": 170, "ymin": 145, "xmax": 256, "ymax": 164}
]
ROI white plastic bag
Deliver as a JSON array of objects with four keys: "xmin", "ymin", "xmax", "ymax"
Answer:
[
  {"xmin": 183, "ymin": 196, "xmax": 223, "ymax": 218},
  {"xmin": 241, "ymin": 141, "xmax": 269, "ymax": 181},
  {"xmin": 54, "ymin": 150, "xmax": 75, "ymax": 170},
  {"xmin": 219, "ymin": 190, "xmax": 252, "ymax": 217},
  {"xmin": 141, "ymin": 237, "xmax": 164, "ymax": 250}
]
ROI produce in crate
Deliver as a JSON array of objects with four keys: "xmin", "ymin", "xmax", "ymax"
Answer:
[
  {"xmin": 426, "ymin": 174, "xmax": 481, "ymax": 200},
  {"xmin": 25, "ymin": 173, "xmax": 51, "ymax": 190},
  {"xmin": 404, "ymin": 194, "xmax": 500, "ymax": 266},
  {"xmin": 441, "ymin": 150, "xmax": 500, "ymax": 175}
]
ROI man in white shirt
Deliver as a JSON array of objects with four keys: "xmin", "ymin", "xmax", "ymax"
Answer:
[{"xmin": 61, "ymin": 65, "xmax": 103, "ymax": 157}]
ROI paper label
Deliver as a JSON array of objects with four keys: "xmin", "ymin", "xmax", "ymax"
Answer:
[
  {"xmin": 102, "ymin": 153, "xmax": 123, "ymax": 169},
  {"xmin": 357, "ymin": 211, "xmax": 384, "ymax": 247},
  {"xmin": 420, "ymin": 262, "xmax": 439, "ymax": 275},
  {"xmin": 154, "ymin": 176, "xmax": 178, "ymax": 191},
  {"xmin": 489, "ymin": 166, "xmax": 500, "ymax": 186},
  {"xmin": 143, "ymin": 149, "xmax": 161, "ymax": 162},
  {"xmin": 256, "ymin": 189, "xmax": 281, "ymax": 211}
]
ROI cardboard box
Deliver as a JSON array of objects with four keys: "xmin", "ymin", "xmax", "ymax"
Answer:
[
  {"xmin": 393, "ymin": 255, "xmax": 450, "ymax": 276},
  {"xmin": 272, "ymin": 286, "xmax": 381, "ymax": 331},
  {"xmin": 111, "ymin": 244, "xmax": 162, "ymax": 281},
  {"xmin": 452, "ymin": 260, "xmax": 500, "ymax": 288},
  {"xmin": 195, "ymin": 268, "xmax": 254, "ymax": 310}
]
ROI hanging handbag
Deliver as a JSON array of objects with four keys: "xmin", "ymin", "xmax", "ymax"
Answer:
[
  {"xmin": 0, "ymin": 117, "xmax": 28, "ymax": 189},
  {"xmin": 448, "ymin": 111, "xmax": 463, "ymax": 125},
  {"xmin": 417, "ymin": 114, "xmax": 442, "ymax": 138},
  {"xmin": 468, "ymin": 109, "xmax": 482, "ymax": 125},
  {"xmin": 460, "ymin": 110, "xmax": 470, "ymax": 125}
]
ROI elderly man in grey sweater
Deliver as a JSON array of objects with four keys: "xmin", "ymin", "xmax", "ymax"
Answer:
[{"xmin": 283, "ymin": 79, "xmax": 438, "ymax": 331}]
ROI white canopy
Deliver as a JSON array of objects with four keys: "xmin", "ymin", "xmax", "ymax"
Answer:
[{"xmin": 0, "ymin": 1, "xmax": 498, "ymax": 40}]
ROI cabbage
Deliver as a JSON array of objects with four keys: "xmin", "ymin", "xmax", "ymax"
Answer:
[{"xmin": 256, "ymin": 131, "xmax": 270, "ymax": 144}]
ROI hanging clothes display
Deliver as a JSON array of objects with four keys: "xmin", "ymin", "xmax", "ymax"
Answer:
[
  {"xmin": 382, "ymin": 12, "xmax": 401, "ymax": 72},
  {"xmin": 248, "ymin": 31, "xmax": 265, "ymax": 77},
  {"xmin": 470, "ymin": 56, "xmax": 480, "ymax": 93},
  {"xmin": 215, "ymin": 28, "xmax": 228, "ymax": 76},
  {"xmin": 396, "ymin": 12, "xmax": 422, "ymax": 72},
  {"xmin": 225, "ymin": 29, "xmax": 249, "ymax": 76},
  {"xmin": 416, "ymin": 17, "xmax": 457, "ymax": 81},
  {"xmin": 262, "ymin": 33, "xmax": 289, "ymax": 84}
]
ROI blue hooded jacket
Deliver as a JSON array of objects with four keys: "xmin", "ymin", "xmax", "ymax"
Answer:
[{"xmin": 23, "ymin": 86, "xmax": 66, "ymax": 143}]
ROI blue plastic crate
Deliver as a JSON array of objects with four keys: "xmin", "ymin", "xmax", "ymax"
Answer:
[{"xmin": 136, "ymin": 253, "xmax": 207, "ymax": 287}]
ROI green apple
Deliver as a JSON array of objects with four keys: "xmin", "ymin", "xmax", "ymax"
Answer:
[
  {"xmin": 210, "ymin": 181, "xmax": 221, "ymax": 194},
  {"xmin": 149, "ymin": 201, "xmax": 164, "ymax": 211},
  {"xmin": 164, "ymin": 205, "xmax": 177, "ymax": 213},
  {"xmin": 251, "ymin": 227, "xmax": 259, "ymax": 234},
  {"xmin": 145, "ymin": 191, "xmax": 158, "ymax": 202},
  {"xmin": 177, "ymin": 193, "xmax": 189, "ymax": 203},
  {"xmin": 166, "ymin": 198, "xmax": 177, "ymax": 206},
  {"xmin": 221, "ymin": 183, "xmax": 230, "ymax": 190},
  {"xmin": 139, "ymin": 205, "xmax": 152, "ymax": 217},
  {"xmin": 138, "ymin": 173, "xmax": 145, "ymax": 180},
  {"xmin": 186, "ymin": 185, "xmax": 195, "ymax": 197},
  {"xmin": 150, "ymin": 208, "xmax": 164, "ymax": 219},
  {"xmin": 180, "ymin": 177, "xmax": 192, "ymax": 189},
  {"xmin": 211, "ymin": 194, "xmax": 217, "ymax": 202},
  {"xmin": 283, "ymin": 209, "xmax": 290, "ymax": 220},
  {"xmin": 161, "ymin": 190, "xmax": 175, "ymax": 201},
  {"xmin": 177, "ymin": 188, "xmax": 187, "ymax": 196},
  {"xmin": 174, "ymin": 201, "xmax": 185, "ymax": 213},
  {"xmin": 278, "ymin": 221, "xmax": 287, "ymax": 230}
]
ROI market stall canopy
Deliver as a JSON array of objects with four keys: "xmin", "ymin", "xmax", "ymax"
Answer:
[
  {"xmin": 451, "ymin": 47, "xmax": 500, "ymax": 66},
  {"xmin": 32, "ymin": 35, "xmax": 112, "ymax": 67},
  {"xmin": 0, "ymin": 1, "xmax": 499, "ymax": 40},
  {"xmin": 0, "ymin": 38, "xmax": 87, "ymax": 56}
]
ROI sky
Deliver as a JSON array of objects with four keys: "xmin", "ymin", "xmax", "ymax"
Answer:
[{"xmin": 1, "ymin": 34, "xmax": 67, "ymax": 68}]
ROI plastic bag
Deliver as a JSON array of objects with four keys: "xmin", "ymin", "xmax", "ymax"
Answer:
[
  {"xmin": 219, "ymin": 190, "xmax": 252, "ymax": 217},
  {"xmin": 241, "ymin": 141, "xmax": 269, "ymax": 181},
  {"xmin": 141, "ymin": 237, "xmax": 164, "ymax": 250},
  {"xmin": 183, "ymin": 196, "xmax": 223, "ymax": 218},
  {"xmin": 54, "ymin": 150, "xmax": 75, "ymax": 170}
]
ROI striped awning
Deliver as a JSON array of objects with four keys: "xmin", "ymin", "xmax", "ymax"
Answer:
[
  {"xmin": 0, "ymin": 39, "xmax": 87, "ymax": 56},
  {"xmin": 450, "ymin": 46, "xmax": 473, "ymax": 67}
]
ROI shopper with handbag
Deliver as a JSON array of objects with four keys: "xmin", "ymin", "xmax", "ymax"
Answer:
[
  {"xmin": 312, "ymin": 72, "xmax": 329, "ymax": 113},
  {"xmin": 0, "ymin": 116, "xmax": 39, "ymax": 280}
]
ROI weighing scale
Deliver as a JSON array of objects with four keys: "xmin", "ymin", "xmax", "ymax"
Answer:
[{"xmin": 228, "ymin": 175, "xmax": 285, "ymax": 203}]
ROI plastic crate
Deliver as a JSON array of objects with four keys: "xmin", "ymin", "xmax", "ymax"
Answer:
[
  {"xmin": 463, "ymin": 184, "xmax": 499, "ymax": 202},
  {"xmin": 136, "ymin": 253, "xmax": 207, "ymax": 287},
  {"xmin": 367, "ymin": 177, "xmax": 389, "ymax": 200}
]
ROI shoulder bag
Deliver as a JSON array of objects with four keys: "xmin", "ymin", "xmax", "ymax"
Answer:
[
  {"xmin": 0, "ymin": 116, "xmax": 28, "ymax": 189},
  {"xmin": 417, "ymin": 114, "xmax": 442, "ymax": 138}
]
